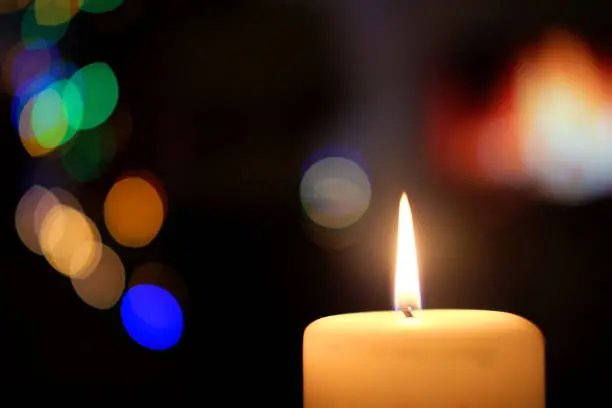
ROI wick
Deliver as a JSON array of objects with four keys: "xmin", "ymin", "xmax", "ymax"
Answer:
[{"xmin": 402, "ymin": 305, "xmax": 413, "ymax": 318}]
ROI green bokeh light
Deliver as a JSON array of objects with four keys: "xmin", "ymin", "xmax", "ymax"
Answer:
[
  {"xmin": 59, "ymin": 78, "xmax": 84, "ymax": 132},
  {"xmin": 30, "ymin": 79, "xmax": 83, "ymax": 148},
  {"xmin": 31, "ymin": 87, "xmax": 68, "ymax": 148},
  {"xmin": 80, "ymin": 0, "xmax": 124, "ymax": 14},
  {"xmin": 21, "ymin": 5, "xmax": 70, "ymax": 49},
  {"xmin": 68, "ymin": 62, "xmax": 119, "ymax": 130},
  {"xmin": 60, "ymin": 124, "xmax": 116, "ymax": 182}
]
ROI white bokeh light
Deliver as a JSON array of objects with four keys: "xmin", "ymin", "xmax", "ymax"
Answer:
[{"xmin": 300, "ymin": 157, "xmax": 371, "ymax": 229}]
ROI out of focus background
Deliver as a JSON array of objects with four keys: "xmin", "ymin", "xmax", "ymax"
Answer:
[{"xmin": 1, "ymin": 0, "xmax": 611, "ymax": 404}]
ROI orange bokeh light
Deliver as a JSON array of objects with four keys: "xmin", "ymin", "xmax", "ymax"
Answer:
[{"xmin": 104, "ymin": 171, "xmax": 166, "ymax": 248}]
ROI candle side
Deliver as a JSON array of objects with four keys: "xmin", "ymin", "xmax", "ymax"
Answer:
[{"xmin": 303, "ymin": 310, "xmax": 545, "ymax": 408}]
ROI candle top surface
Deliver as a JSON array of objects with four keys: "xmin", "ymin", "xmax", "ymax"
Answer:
[{"xmin": 307, "ymin": 309, "xmax": 542, "ymax": 338}]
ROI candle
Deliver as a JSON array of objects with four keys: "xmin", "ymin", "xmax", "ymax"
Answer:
[{"xmin": 303, "ymin": 193, "xmax": 545, "ymax": 408}]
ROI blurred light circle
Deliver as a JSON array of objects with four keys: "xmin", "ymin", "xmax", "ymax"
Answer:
[
  {"xmin": 71, "ymin": 244, "xmax": 125, "ymax": 309},
  {"xmin": 15, "ymin": 185, "xmax": 59, "ymax": 254},
  {"xmin": 39, "ymin": 204, "xmax": 102, "ymax": 278},
  {"xmin": 2, "ymin": 40, "xmax": 60, "ymax": 95},
  {"xmin": 67, "ymin": 62, "xmax": 119, "ymax": 130},
  {"xmin": 31, "ymin": 86, "xmax": 70, "ymax": 148},
  {"xmin": 55, "ymin": 77, "xmax": 84, "ymax": 133},
  {"xmin": 18, "ymin": 96, "xmax": 55, "ymax": 157},
  {"xmin": 12, "ymin": 72, "xmax": 59, "ymax": 131},
  {"xmin": 34, "ymin": 0, "xmax": 82, "ymax": 27},
  {"xmin": 59, "ymin": 123, "xmax": 116, "ymax": 182},
  {"xmin": 582, "ymin": 112, "xmax": 612, "ymax": 193},
  {"xmin": 300, "ymin": 157, "xmax": 371, "ymax": 229},
  {"xmin": 32, "ymin": 78, "xmax": 82, "ymax": 148},
  {"xmin": 121, "ymin": 284, "xmax": 184, "ymax": 351},
  {"xmin": 104, "ymin": 173, "xmax": 166, "ymax": 248},
  {"xmin": 21, "ymin": 4, "xmax": 70, "ymax": 49},
  {"xmin": 49, "ymin": 186, "xmax": 83, "ymax": 212},
  {"xmin": 514, "ymin": 29, "xmax": 611, "ymax": 203},
  {"xmin": 80, "ymin": 0, "xmax": 123, "ymax": 13}
]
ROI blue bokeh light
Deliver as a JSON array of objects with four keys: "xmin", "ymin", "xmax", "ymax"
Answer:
[
  {"xmin": 11, "ymin": 72, "xmax": 60, "ymax": 131},
  {"xmin": 120, "ymin": 284, "xmax": 184, "ymax": 351},
  {"xmin": 11, "ymin": 57, "xmax": 77, "ymax": 133}
]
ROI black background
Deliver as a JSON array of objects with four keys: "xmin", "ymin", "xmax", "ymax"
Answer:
[{"xmin": 0, "ymin": 0, "xmax": 610, "ymax": 405}]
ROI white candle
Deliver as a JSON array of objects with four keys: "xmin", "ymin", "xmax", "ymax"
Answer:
[{"xmin": 303, "ymin": 194, "xmax": 545, "ymax": 408}]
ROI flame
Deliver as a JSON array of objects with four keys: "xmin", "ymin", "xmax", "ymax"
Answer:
[{"xmin": 394, "ymin": 193, "xmax": 422, "ymax": 311}]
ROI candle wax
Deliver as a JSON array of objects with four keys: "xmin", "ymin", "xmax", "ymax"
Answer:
[{"xmin": 303, "ymin": 309, "xmax": 545, "ymax": 408}]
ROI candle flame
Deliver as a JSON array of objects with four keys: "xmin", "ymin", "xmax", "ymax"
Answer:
[{"xmin": 394, "ymin": 193, "xmax": 422, "ymax": 311}]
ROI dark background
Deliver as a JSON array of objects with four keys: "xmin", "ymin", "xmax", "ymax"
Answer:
[{"xmin": 0, "ymin": 0, "xmax": 610, "ymax": 405}]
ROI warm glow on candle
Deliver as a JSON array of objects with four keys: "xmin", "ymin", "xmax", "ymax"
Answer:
[{"xmin": 394, "ymin": 193, "xmax": 422, "ymax": 311}]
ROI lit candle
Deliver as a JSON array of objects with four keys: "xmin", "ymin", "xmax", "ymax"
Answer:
[{"xmin": 303, "ymin": 193, "xmax": 545, "ymax": 408}]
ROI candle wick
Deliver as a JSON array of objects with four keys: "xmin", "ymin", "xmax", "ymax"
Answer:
[{"xmin": 402, "ymin": 305, "xmax": 414, "ymax": 318}]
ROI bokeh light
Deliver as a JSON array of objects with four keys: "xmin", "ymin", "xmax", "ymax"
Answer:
[
  {"xmin": 104, "ymin": 172, "xmax": 167, "ymax": 248},
  {"xmin": 39, "ymin": 203, "xmax": 103, "ymax": 278},
  {"xmin": 59, "ymin": 122, "xmax": 116, "ymax": 182},
  {"xmin": 12, "ymin": 70, "xmax": 60, "ymax": 131},
  {"xmin": 18, "ymin": 77, "xmax": 84, "ymax": 154},
  {"xmin": 120, "ymin": 284, "xmax": 184, "ymax": 351},
  {"xmin": 15, "ymin": 185, "xmax": 59, "ymax": 255},
  {"xmin": 2, "ymin": 40, "xmax": 61, "ymax": 96},
  {"xmin": 21, "ymin": 4, "xmax": 70, "ymax": 48},
  {"xmin": 18, "ymin": 95, "xmax": 55, "ymax": 157},
  {"xmin": 31, "ymin": 85, "xmax": 71, "ymax": 147},
  {"xmin": 47, "ymin": 77, "xmax": 83, "ymax": 140},
  {"xmin": 34, "ymin": 0, "xmax": 82, "ymax": 27},
  {"xmin": 49, "ymin": 186, "xmax": 83, "ymax": 211},
  {"xmin": 515, "ymin": 30, "xmax": 612, "ymax": 202},
  {"xmin": 67, "ymin": 62, "xmax": 119, "ymax": 130},
  {"xmin": 476, "ymin": 95, "xmax": 524, "ymax": 188},
  {"xmin": 71, "ymin": 244, "xmax": 125, "ymax": 309},
  {"xmin": 16, "ymin": 185, "xmax": 86, "ymax": 255},
  {"xmin": 300, "ymin": 156, "xmax": 371, "ymax": 229},
  {"xmin": 428, "ymin": 28, "xmax": 612, "ymax": 204},
  {"xmin": 80, "ymin": 0, "xmax": 123, "ymax": 14}
]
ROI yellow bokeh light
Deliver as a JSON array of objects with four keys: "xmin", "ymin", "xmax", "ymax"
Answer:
[
  {"xmin": 71, "ymin": 244, "xmax": 125, "ymax": 310},
  {"xmin": 39, "ymin": 204, "xmax": 102, "ymax": 278},
  {"xmin": 104, "ymin": 173, "xmax": 166, "ymax": 248},
  {"xmin": 35, "ymin": 0, "xmax": 83, "ymax": 26}
]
